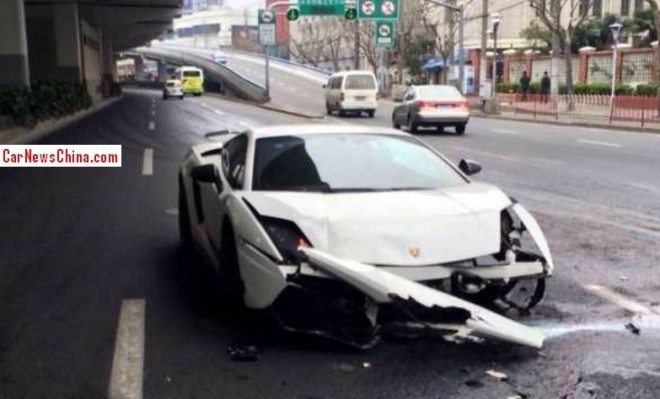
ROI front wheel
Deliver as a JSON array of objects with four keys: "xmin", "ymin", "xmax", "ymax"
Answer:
[
  {"xmin": 455, "ymin": 124, "xmax": 466, "ymax": 135},
  {"xmin": 162, "ymin": 95, "xmax": 168, "ymax": 100},
  {"xmin": 180, "ymin": 95, "xmax": 185, "ymax": 100},
  {"xmin": 218, "ymin": 225, "xmax": 245, "ymax": 305},
  {"xmin": 178, "ymin": 176, "xmax": 193, "ymax": 253}
]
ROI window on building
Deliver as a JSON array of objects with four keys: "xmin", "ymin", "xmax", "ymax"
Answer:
[
  {"xmin": 592, "ymin": 0, "xmax": 602, "ymax": 16},
  {"xmin": 621, "ymin": 0, "xmax": 630, "ymax": 15},
  {"xmin": 634, "ymin": 0, "xmax": 644, "ymax": 12}
]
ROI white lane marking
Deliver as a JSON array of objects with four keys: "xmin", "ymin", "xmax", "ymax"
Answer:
[
  {"xmin": 578, "ymin": 139, "xmax": 622, "ymax": 148},
  {"xmin": 150, "ymin": 110, "xmax": 155, "ymax": 117},
  {"xmin": 628, "ymin": 181, "xmax": 660, "ymax": 195},
  {"xmin": 213, "ymin": 110, "xmax": 225, "ymax": 116},
  {"xmin": 108, "ymin": 299, "xmax": 145, "ymax": 399},
  {"xmin": 490, "ymin": 128, "xmax": 519, "ymax": 134},
  {"xmin": 142, "ymin": 148, "xmax": 153, "ymax": 176},
  {"xmin": 200, "ymin": 102, "xmax": 209, "ymax": 108},
  {"xmin": 584, "ymin": 285, "xmax": 655, "ymax": 315},
  {"xmin": 288, "ymin": 87, "xmax": 297, "ymax": 92},
  {"xmin": 148, "ymin": 121, "xmax": 155, "ymax": 131},
  {"xmin": 237, "ymin": 120, "xmax": 249, "ymax": 127}
]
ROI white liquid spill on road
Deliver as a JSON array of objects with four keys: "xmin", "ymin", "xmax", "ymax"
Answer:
[{"xmin": 533, "ymin": 314, "xmax": 660, "ymax": 339}]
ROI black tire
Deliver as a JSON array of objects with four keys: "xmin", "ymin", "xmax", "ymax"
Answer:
[
  {"xmin": 163, "ymin": 95, "xmax": 167, "ymax": 100},
  {"xmin": 392, "ymin": 114, "xmax": 400, "ymax": 129},
  {"xmin": 218, "ymin": 223, "xmax": 245, "ymax": 305},
  {"xmin": 178, "ymin": 176, "xmax": 193, "ymax": 253},
  {"xmin": 338, "ymin": 109, "xmax": 346, "ymax": 117},
  {"xmin": 436, "ymin": 125, "xmax": 445, "ymax": 132},
  {"xmin": 456, "ymin": 124, "xmax": 466, "ymax": 135},
  {"xmin": 367, "ymin": 110, "xmax": 375, "ymax": 118},
  {"xmin": 407, "ymin": 114, "xmax": 418, "ymax": 133},
  {"xmin": 326, "ymin": 101, "xmax": 332, "ymax": 115},
  {"xmin": 180, "ymin": 95, "xmax": 184, "ymax": 100}
]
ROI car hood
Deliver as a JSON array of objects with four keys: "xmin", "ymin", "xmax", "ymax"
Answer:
[{"xmin": 242, "ymin": 183, "xmax": 511, "ymax": 266}]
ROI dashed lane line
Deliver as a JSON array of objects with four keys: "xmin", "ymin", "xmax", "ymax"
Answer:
[
  {"xmin": 148, "ymin": 121, "xmax": 155, "ymax": 131},
  {"xmin": 108, "ymin": 299, "xmax": 145, "ymax": 399},
  {"xmin": 583, "ymin": 284, "xmax": 656, "ymax": 315},
  {"xmin": 578, "ymin": 139, "xmax": 622, "ymax": 148},
  {"xmin": 141, "ymin": 149, "xmax": 153, "ymax": 176},
  {"xmin": 490, "ymin": 128, "xmax": 519, "ymax": 134}
]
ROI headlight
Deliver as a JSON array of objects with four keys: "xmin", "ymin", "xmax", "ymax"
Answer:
[{"xmin": 259, "ymin": 216, "xmax": 311, "ymax": 264}]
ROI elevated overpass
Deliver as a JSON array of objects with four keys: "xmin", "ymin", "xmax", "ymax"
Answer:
[{"xmin": 126, "ymin": 46, "xmax": 269, "ymax": 103}]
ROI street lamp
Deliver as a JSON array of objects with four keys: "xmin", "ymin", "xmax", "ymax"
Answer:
[
  {"xmin": 609, "ymin": 21, "xmax": 623, "ymax": 99},
  {"xmin": 490, "ymin": 12, "xmax": 501, "ymax": 98}
]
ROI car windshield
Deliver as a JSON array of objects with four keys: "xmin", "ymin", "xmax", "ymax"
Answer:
[
  {"xmin": 166, "ymin": 82, "xmax": 178, "ymax": 87},
  {"xmin": 183, "ymin": 71, "xmax": 200, "ymax": 77},
  {"xmin": 344, "ymin": 75, "xmax": 376, "ymax": 90},
  {"xmin": 418, "ymin": 86, "xmax": 463, "ymax": 99},
  {"xmin": 252, "ymin": 134, "xmax": 466, "ymax": 192}
]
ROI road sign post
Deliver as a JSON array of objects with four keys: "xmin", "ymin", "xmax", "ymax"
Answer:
[{"xmin": 258, "ymin": 8, "xmax": 276, "ymax": 98}]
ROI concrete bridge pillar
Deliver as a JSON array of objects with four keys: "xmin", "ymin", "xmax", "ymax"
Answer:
[{"xmin": 0, "ymin": 0, "xmax": 30, "ymax": 86}]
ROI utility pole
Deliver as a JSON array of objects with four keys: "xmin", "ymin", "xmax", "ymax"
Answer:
[
  {"xmin": 550, "ymin": 0, "xmax": 559, "ymax": 96},
  {"xmin": 480, "ymin": 0, "xmax": 488, "ymax": 99},
  {"xmin": 354, "ymin": 20, "xmax": 360, "ymax": 70}
]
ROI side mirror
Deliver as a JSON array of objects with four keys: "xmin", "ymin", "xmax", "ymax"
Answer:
[
  {"xmin": 458, "ymin": 159, "xmax": 482, "ymax": 176},
  {"xmin": 191, "ymin": 164, "xmax": 220, "ymax": 184}
]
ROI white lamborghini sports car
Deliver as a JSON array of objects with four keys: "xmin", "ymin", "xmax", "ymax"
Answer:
[{"xmin": 178, "ymin": 124, "xmax": 554, "ymax": 349}]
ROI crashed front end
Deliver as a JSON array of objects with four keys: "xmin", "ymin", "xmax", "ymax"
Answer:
[{"xmin": 236, "ymin": 197, "xmax": 553, "ymax": 350}]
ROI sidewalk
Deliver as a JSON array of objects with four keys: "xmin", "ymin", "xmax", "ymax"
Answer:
[{"xmin": 0, "ymin": 95, "xmax": 124, "ymax": 145}]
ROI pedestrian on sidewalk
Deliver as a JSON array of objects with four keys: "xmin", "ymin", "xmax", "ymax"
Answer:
[
  {"xmin": 541, "ymin": 71, "xmax": 551, "ymax": 103},
  {"xmin": 520, "ymin": 71, "xmax": 530, "ymax": 101}
]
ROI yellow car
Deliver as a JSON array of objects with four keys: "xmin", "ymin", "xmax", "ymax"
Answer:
[{"xmin": 174, "ymin": 66, "xmax": 204, "ymax": 96}]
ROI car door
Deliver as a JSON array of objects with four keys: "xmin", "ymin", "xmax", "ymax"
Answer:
[{"xmin": 199, "ymin": 134, "xmax": 248, "ymax": 255}]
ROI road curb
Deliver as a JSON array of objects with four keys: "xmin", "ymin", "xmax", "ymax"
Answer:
[
  {"xmin": 205, "ymin": 93, "xmax": 325, "ymax": 119},
  {"xmin": 0, "ymin": 95, "xmax": 125, "ymax": 145},
  {"xmin": 471, "ymin": 113, "xmax": 660, "ymax": 135}
]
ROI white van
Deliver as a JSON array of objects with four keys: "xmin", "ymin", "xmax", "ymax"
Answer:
[{"xmin": 324, "ymin": 71, "xmax": 379, "ymax": 118}]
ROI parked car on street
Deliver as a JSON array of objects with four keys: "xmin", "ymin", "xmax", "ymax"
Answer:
[
  {"xmin": 178, "ymin": 124, "xmax": 553, "ymax": 349},
  {"xmin": 392, "ymin": 85, "xmax": 470, "ymax": 134}
]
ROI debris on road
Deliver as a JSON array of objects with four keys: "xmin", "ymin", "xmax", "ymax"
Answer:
[
  {"xmin": 227, "ymin": 343, "xmax": 261, "ymax": 361},
  {"xmin": 485, "ymin": 369, "xmax": 509, "ymax": 382},
  {"xmin": 362, "ymin": 362, "xmax": 371, "ymax": 369},
  {"xmin": 625, "ymin": 323, "xmax": 641, "ymax": 335},
  {"xmin": 619, "ymin": 275, "xmax": 629, "ymax": 282},
  {"xmin": 332, "ymin": 363, "xmax": 356, "ymax": 372},
  {"xmin": 464, "ymin": 379, "xmax": 484, "ymax": 388}
]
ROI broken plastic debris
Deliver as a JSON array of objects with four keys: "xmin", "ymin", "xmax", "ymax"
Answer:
[
  {"xmin": 507, "ymin": 395, "xmax": 522, "ymax": 399},
  {"xmin": 485, "ymin": 369, "xmax": 509, "ymax": 381},
  {"xmin": 227, "ymin": 343, "xmax": 261, "ymax": 361},
  {"xmin": 362, "ymin": 362, "xmax": 371, "ymax": 369},
  {"xmin": 625, "ymin": 323, "xmax": 641, "ymax": 335}
]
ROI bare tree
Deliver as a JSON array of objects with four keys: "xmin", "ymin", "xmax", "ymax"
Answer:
[
  {"xmin": 529, "ymin": 0, "xmax": 593, "ymax": 101},
  {"xmin": 644, "ymin": 0, "xmax": 660, "ymax": 97}
]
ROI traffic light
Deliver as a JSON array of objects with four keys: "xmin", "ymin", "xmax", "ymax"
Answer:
[
  {"xmin": 344, "ymin": 7, "xmax": 357, "ymax": 20},
  {"xmin": 286, "ymin": 7, "xmax": 300, "ymax": 21}
]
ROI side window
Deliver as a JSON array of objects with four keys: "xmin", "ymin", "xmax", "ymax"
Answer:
[
  {"xmin": 221, "ymin": 134, "xmax": 248, "ymax": 190},
  {"xmin": 405, "ymin": 88, "xmax": 415, "ymax": 101},
  {"xmin": 331, "ymin": 77, "xmax": 342, "ymax": 89}
]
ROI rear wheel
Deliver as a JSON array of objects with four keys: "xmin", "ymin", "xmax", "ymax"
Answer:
[
  {"xmin": 367, "ymin": 110, "xmax": 375, "ymax": 118},
  {"xmin": 392, "ymin": 114, "xmax": 400, "ymax": 129},
  {"xmin": 407, "ymin": 114, "xmax": 418, "ymax": 133},
  {"xmin": 162, "ymin": 94, "xmax": 168, "ymax": 100},
  {"xmin": 180, "ymin": 95, "xmax": 184, "ymax": 100},
  {"xmin": 455, "ymin": 124, "xmax": 466, "ymax": 135},
  {"xmin": 326, "ymin": 101, "xmax": 332, "ymax": 115},
  {"xmin": 338, "ymin": 109, "xmax": 346, "ymax": 117}
]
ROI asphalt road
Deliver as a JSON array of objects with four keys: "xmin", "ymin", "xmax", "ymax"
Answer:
[{"xmin": 2, "ymin": 89, "xmax": 660, "ymax": 399}]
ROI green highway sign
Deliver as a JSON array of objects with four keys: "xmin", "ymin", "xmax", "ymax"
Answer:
[
  {"xmin": 286, "ymin": 7, "xmax": 300, "ymax": 21},
  {"xmin": 299, "ymin": 0, "xmax": 344, "ymax": 16},
  {"xmin": 345, "ymin": 7, "xmax": 357, "ymax": 20},
  {"xmin": 375, "ymin": 20, "xmax": 394, "ymax": 46},
  {"xmin": 358, "ymin": 0, "xmax": 399, "ymax": 20}
]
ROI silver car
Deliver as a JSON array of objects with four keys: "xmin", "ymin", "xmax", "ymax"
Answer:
[{"xmin": 392, "ymin": 85, "xmax": 470, "ymax": 134}]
